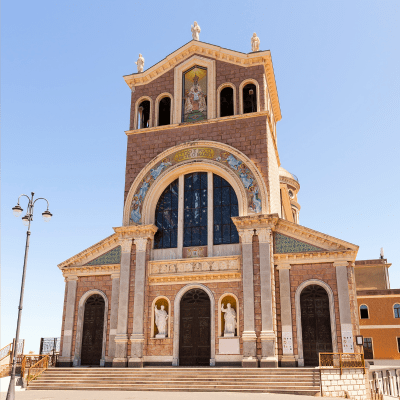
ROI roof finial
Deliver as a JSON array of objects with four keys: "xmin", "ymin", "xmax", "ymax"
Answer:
[
  {"xmin": 380, "ymin": 247, "xmax": 384, "ymax": 259},
  {"xmin": 251, "ymin": 32, "xmax": 260, "ymax": 52},
  {"xmin": 191, "ymin": 21, "xmax": 201, "ymax": 41}
]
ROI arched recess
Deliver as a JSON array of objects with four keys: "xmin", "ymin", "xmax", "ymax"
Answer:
[
  {"xmin": 151, "ymin": 296, "xmax": 171, "ymax": 338},
  {"xmin": 172, "ymin": 283, "xmax": 215, "ymax": 366},
  {"xmin": 218, "ymin": 293, "xmax": 239, "ymax": 337},
  {"xmin": 134, "ymin": 96, "xmax": 153, "ymax": 130},
  {"xmin": 239, "ymin": 79, "xmax": 261, "ymax": 114},
  {"xmin": 155, "ymin": 93, "xmax": 173, "ymax": 127},
  {"xmin": 123, "ymin": 141, "xmax": 268, "ymax": 226},
  {"xmin": 295, "ymin": 279, "xmax": 338, "ymax": 367},
  {"xmin": 73, "ymin": 289, "xmax": 109, "ymax": 367},
  {"xmin": 217, "ymin": 83, "xmax": 236, "ymax": 117}
]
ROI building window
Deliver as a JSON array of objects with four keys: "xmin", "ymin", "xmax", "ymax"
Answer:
[
  {"xmin": 220, "ymin": 87, "xmax": 234, "ymax": 117},
  {"xmin": 184, "ymin": 172, "xmax": 208, "ymax": 247},
  {"xmin": 242, "ymin": 83, "xmax": 257, "ymax": 114},
  {"xmin": 182, "ymin": 66, "xmax": 207, "ymax": 123},
  {"xmin": 158, "ymin": 97, "xmax": 171, "ymax": 126},
  {"xmin": 398, "ymin": 338, "xmax": 400, "ymax": 352},
  {"xmin": 394, "ymin": 304, "xmax": 400, "ymax": 318},
  {"xmin": 363, "ymin": 337, "xmax": 373, "ymax": 359},
  {"xmin": 360, "ymin": 304, "xmax": 369, "ymax": 319},
  {"xmin": 213, "ymin": 175, "xmax": 239, "ymax": 245},
  {"xmin": 154, "ymin": 179, "xmax": 179, "ymax": 249},
  {"xmin": 137, "ymin": 100, "xmax": 150, "ymax": 129},
  {"xmin": 153, "ymin": 172, "xmax": 239, "ymax": 251}
]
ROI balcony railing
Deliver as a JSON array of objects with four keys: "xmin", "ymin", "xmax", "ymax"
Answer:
[{"xmin": 319, "ymin": 352, "xmax": 365, "ymax": 375}]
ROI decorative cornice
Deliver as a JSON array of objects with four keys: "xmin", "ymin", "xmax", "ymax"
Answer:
[
  {"xmin": 123, "ymin": 40, "xmax": 281, "ymax": 122},
  {"xmin": 279, "ymin": 175, "xmax": 300, "ymax": 191},
  {"xmin": 149, "ymin": 272, "xmax": 241, "ymax": 286},
  {"xmin": 275, "ymin": 219, "xmax": 359, "ymax": 252},
  {"xmin": 274, "ymin": 250, "xmax": 357, "ymax": 265},
  {"xmin": 58, "ymin": 234, "xmax": 120, "ymax": 269},
  {"xmin": 125, "ymin": 111, "xmax": 270, "ymax": 136},
  {"xmin": 62, "ymin": 264, "xmax": 120, "ymax": 278},
  {"xmin": 113, "ymin": 224, "xmax": 158, "ymax": 239}
]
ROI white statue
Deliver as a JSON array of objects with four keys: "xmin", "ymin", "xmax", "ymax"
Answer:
[
  {"xmin": 135, "ymin": 53, "xmax": 145, "ymax": 73},
  {"xmin": 221, "ymin": 303, "xmax": 237, "ymax": 337},
  {"xmin": 191, "ymin": 21, "xmax": 201, "ymax": 41},
  {"xmin": 154, "ymin": 304, "xmax": 168, "ymax": 338},
  {"xmin": 251, "ymin": 33, "xmax": 260, "ymax": 52}
]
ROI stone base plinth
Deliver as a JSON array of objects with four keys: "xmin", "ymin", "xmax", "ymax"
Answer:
[
  {"xmin": 260, "ymin": 358, "xmax": 278, "ymax": 368},
  {"xmin": 128, "ymin": 357, "xmax": 144, "ymax": 368},
  {"xmin": 280, "ymin": 355, "xmax": 296, "ymax": 367},
  {"xmin": 242, "ymin": 358, "xmax": 258, "ymax": 368},
  {"xmin": 112, "ymin": 357, "xmax": 128, "ymax": 368}
]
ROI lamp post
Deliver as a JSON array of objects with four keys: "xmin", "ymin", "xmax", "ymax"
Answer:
[{"xmin": 7, "ymin": 192, "xmax": 52, "ymax": 400}]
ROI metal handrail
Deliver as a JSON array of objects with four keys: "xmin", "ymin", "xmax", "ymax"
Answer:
[
  {"xmin": 319, "ymin": 352, "xmax": 365, "ymax": 375},
  {"xmin": 27, "ymin": 355, "xmax": 49, "ymax": 385},
  {"xmin": 0, "ymin": 343, "xmax": 12, "ymax": 362}
]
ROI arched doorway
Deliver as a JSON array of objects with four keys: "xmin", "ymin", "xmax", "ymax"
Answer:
[
  {"xmin": 179, "ymin": 288, "xmax": 211, "ymax": 366},
  {"xmin": 300, "ymin": 285, "xmax": 333, "ymax": 366},
  {"xmin": 80, "ymin": 294, "xmax": 105, "ymax": 365}
]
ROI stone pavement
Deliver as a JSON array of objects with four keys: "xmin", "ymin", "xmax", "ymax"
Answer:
[{"xmin": 0, "ymin": 390, "xmax": 339, "ymax": 400}]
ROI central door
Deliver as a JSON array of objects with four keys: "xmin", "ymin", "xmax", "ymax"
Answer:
[
  {"xmin": 300, "ymin": 285, "xmax": 333, "ymax": 366},
  {"xmin": 179, "ymin": 288, "xmax": 211, "ymax": 366},
  {"xmin": 81, "ymin": 294, "xmax": 105, "ymax": 365}
]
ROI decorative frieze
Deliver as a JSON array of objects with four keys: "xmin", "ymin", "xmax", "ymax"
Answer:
[{"xmin": 62, "ymin": 264, "xmax": 120, "ymax": 279}]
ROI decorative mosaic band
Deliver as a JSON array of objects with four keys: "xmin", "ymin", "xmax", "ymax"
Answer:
[{"xmin": 130, "ymin": 146, "xmax": 262, "ymax": 224}]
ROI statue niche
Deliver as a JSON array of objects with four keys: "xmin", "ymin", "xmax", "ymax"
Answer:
[
  {"xmin": 153, "ymin": 298, "xmax": 169, "ymax": 338},
  {"xmin": 182, "ymin": 66, "xmax": 207, "ymax": 123},
  {"xmin": 220, "ymin": 295, "xmax": 238, "ymax": 337}
]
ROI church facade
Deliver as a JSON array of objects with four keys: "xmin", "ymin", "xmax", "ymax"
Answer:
[{"xmin": 57, "ymin": 37, "xmax": 362, "ymax": 368}]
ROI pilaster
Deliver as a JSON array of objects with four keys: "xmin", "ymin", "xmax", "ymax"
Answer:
[
  {"xmin": 58, "ymin": 275, "xmax": 78, "ymax": 367},
  {"xmin": 107, "ymin": 273, "xmax": 120, "ymax": 364},
  {"xmin": 334, "ymin": 261, "xmax": 355, "ymax": 353}
]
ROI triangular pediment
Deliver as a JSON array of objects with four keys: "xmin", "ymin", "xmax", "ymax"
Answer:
[
  {"xmin": 58, "ymin": 233, "xmax": 120, "ymax": 269},
  {"xmin": 274, "ymin": 233, "xmax": 325, "ymax": 254}
]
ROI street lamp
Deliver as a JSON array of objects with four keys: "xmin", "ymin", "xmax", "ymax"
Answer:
[{"xmin": 7, "ymin": 192, "xmax": 52, "ymax": 400}]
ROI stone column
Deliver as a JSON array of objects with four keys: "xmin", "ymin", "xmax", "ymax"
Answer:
[
  {"xmin": 129, "ymin": 237, "xmax": 148, "ymax": 367},
  {"xmin": 107, "ymin": 273, "xmax": 120, "ymax": 364},
  {"xmin": 257, "ymin": 228, "xmax": 278, "ymax": 367},
  {"xmin": 334, "ymin": 261, "xmax": 354, "ymax": 353},
  {"xmin": 113, "ymin": 238, "xmax": 133, "ymax": 367},
  {"xmin": 277, "ymin": 263, "xmax": 296, "ymax": 366},
  {"xmin": 59, "ymin": 275, "xmax": 78, "ymax": 366},
  {"xmin": 238, "ymin": 229, "xmax": 258, "ymax": 367}
]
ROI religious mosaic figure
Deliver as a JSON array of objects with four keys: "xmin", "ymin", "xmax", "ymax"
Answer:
[
  {"xmin": 135, "ymin": 54, "xmax": 145, "ymax": 72},
  {"xmin": 183, "ymin": 67, "xmax": 207, "ymax": 123},
  {"xmin": 155, "ymin": 304, "xmax": 168, "ymax": 338},
  {"xmin": 251, "ymin": 33, "xmax": 260, "ymax": 52},
  {"xmin": 221, "ymin": 303, "xmax": 237, "ymax": 337},
  {"xmin": 191, "ymin": 21, "xmax": 201, "ymax": 41}
]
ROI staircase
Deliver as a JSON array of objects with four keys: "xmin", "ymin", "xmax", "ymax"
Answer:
[{"xmin": 27, "ymin": 367, "xmax": 321, "ymax": 395}]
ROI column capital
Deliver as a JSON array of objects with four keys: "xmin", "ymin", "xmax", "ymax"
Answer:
[
  {"xmin": 64, "ymin": 274, "xmax": 79, "ymax": 282},
  {"xmin": 238, "ymin": 229, "xmax": 254, "ymax": 244},
  {"xmin": 113, "ymin": 224, "xmax": 158, "ymax": 240},
  {"xmin": 232, "ymin": 214, "xmax": 279, "ymax": 230},
  {"xmin": 119, "ymin": 238, "xmax": 133, "ymax": 253},
  {"xmin": 134, "ymin": 237, "xmax": 148, "ymax": 252},
  {"xmin": 111, "ymin": 273, "xmax": 120, "ymax": 280},
  {"xmin": 256, "ymin": 228, "xmax": 272, "ymax": 243},
  {"xmin": 333, "ymin": 261, "xmax": 349, "ymax": 268},
  {"xmin": 276, "ymin": 263, "xmax": 291, "ymax": 270}
]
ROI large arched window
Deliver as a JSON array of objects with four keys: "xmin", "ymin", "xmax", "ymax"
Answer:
[
  {"xmin": 242, "ymin": 83, "xmax": 257, "ymax": 114},
  {"xmin": 158, "ymin": 97, "xmax": 171, "ymax": 126},
  {"xmin": 153, "ymin": 172, "xmax": 239, "ymax": 251},
  {"xmin": 220, "ymin": 87, "xmax": 234, "ymax": 117}
]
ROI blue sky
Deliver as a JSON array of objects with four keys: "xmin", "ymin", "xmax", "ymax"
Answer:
[{"xmin": 2, "ymin": 0, "xmax": 399, "ymax": 352}]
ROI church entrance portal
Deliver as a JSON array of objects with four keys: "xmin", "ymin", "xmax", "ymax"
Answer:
[
  {"xmin": 80, "ymin": 294, "xmax": 105, "ymax": 365},
  {"xmin": 300, "ymin": 285, "xmax": 332, "ymax": 366},
  {"xmin": 179, "ymin": 288, "xmax": 211, "ymax": 366}
]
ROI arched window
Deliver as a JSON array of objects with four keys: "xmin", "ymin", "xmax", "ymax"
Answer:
[
  {"xmin": 137, "ymin": 100, "xmax": 150, "ymax": 129},
  {"xmin": 242, "ymin": 83, "xmax": 257, "ymax": 114},
  {"xmin": 220, "ymin": 87, "xmax": 234, "ymax": 117},
  {"xmin": 394, "ymin": 304, "xmax": 400, "ymax": 318},
  {"xmin": 360, "ymin": 304, "xmax": 369, "ymax": 319},
  {"xmin": 153, "ymin": 173, "xmax": 239, "ymax": 251},
  {"xmin": 154, "ymin": 179, "xmax": 179, "ymax": 249},
  {"xmin": 158, "ymin": 97, "xmax": 171, "ymax": 126}
]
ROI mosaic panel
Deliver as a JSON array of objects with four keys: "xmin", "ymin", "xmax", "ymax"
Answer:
[
  {"xmin": 273, "ymin": 233, "xmax": 324, "ymax": 254},
  {"xmin": 182, "ymin": 65, "xmax": 207, "ymax": 123},
  {"xmin": 129, "ymin": 147, "xmax": 262, "ymax": 224},
  {"xmin": 85, "ymin": 246, "xmax": 121, "ymax": 265}
]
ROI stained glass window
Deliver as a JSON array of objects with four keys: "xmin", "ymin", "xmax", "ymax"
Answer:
[
  {"xmin": 213, "ymin": 174, "xmax": 239, "ymax": 245},
  {"xmin": 154, "ymin": 179, "xmax": 179, "ymax": 249},
  {"xmin": 184, "ymin": 172, "xmax": 208, "ymax": 247},
  {"xmin": 182, "ymin": 66, "xmax": 207, "ymax": 123}
]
